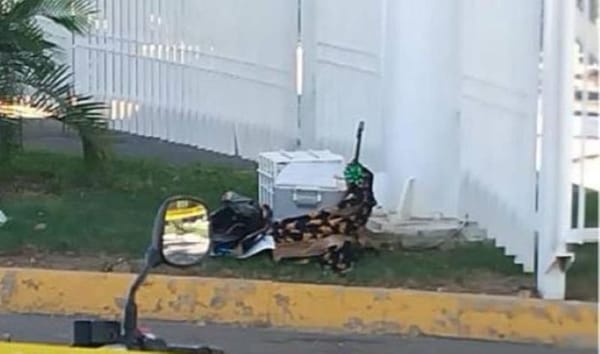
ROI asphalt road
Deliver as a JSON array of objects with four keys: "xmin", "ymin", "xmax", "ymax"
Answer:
[
  {"xmin": 21, "ymin": 119, "xmax": 255, "ymax": 168},
  {"xmin": 0, "ymin": 314, "xmax": 594, "ymax": 354}
]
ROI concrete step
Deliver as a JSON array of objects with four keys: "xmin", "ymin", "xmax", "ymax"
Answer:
[{"xmin": 365, "ymin": 211, "xmax": 487, "ymax": 251}]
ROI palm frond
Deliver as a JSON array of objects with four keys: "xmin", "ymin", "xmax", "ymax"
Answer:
[
  {"xmin": 38, "ymin": 0, "xmax": 97, "ymax": 34},
  {"xmin": 3, "ymin": 0, "xmax": 96, "ymax": 34},
  {"xmin": 0, "ymin": 55, "xmax": 68, "ymax": 96},
  {"xmin": 0, "ymin": 20, "xmax": 56, "ymax": 54},
  {"xmin": 1, "ymin": 0, "xmax": 108, "ymax": 167},
  {"xmin": 4, "ymin": 0, "xmax": 45, "ymax": 22},
  {"xmin": 61, "ymin": 93, "xmax": 107, "ymax": 125}
]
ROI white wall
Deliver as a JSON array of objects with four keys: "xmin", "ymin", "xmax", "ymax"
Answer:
[
  {"xmin": 299, "ymin": 0, "xmax": 387, "ymax": 174},
  {"xmin": 457, "ymin": 0, "xmax": 542, "ymax": 270}
]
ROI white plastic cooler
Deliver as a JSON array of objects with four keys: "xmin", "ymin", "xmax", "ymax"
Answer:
[{"xmin": 257, "ymin": 150, "xmax": 347, "ymax": 220}]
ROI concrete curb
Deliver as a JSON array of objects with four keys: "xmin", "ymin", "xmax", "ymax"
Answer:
[{"xmin": 0, "ymin": 268, "xmax": 597, "ymax": 348}]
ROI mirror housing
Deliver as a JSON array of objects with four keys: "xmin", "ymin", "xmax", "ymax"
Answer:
[{"xmin": 158, "ymin": 197, "xmax": 210, "ymax": 266}]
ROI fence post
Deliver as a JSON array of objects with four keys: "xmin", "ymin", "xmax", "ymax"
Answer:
[
  {"xmin": 297, "ymin": 0, "xmax": 317, "ymax": 149},
  {"xmin": 537, "ymin": 0, "xmax": 576, "ymax": 299},
  {"xmin": 381, "ymin": 0, "xmax": 460, "ymax": 215}
]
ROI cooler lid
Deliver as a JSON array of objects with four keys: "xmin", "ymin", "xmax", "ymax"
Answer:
[
  {"xmin": 259, "ymin": 150, "xmax": 344, "ymax": 163},
  {"xmin": 275, "ymin": 161, "xmax": 346, "ymax": 190}
]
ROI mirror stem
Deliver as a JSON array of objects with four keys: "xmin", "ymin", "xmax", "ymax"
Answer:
[
  {"xmin": 123, "ymin": 297, "xmax": 138, "ymax": 347},
  {"xmin": 123, "ymin": 263, "xmax": 151, "ymax": 348}
]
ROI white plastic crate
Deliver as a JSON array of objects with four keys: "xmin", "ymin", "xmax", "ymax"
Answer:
[{"xmin": 257, "ymin": 150, "xmax": 345, "ymax": 211}]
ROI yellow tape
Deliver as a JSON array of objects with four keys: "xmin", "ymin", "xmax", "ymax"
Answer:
[{"xmin": 164, "ymin": 206, "xmax": 205, "ymax": 221}]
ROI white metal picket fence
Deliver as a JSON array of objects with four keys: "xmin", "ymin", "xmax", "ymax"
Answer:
[
  {"xmin": 72, "ymin": 0, "xmax": 299, "ymax": 160},
  {"xmin": 570, "ymin": 0, "xmax": 599, "ymax": 244}
]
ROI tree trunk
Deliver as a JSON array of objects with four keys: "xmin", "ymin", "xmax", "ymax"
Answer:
[{"xmin": 0, "ymin": 118, "xmax": 18, "ymax": 165}]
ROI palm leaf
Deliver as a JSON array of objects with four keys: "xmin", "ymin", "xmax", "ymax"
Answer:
[
  {"xmin": 1, "ymin": 0, "xmax": 109, "ymax": 167},
  {"xmin": 41, "ymin": 0, "xmax": 97, "ymax": 34},
  {"xmin": 4, "ymin": 0, "xmax": 96, "ymax": 34}
]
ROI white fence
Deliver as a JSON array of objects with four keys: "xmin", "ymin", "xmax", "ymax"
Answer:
[
  {"xmin": 299, "ymin": 0, "xmax": 386, "ymax": 173},
  {"xmin": 72, "ymin": 0, "xmax": 299, "ymax": 160},
  {"xmin": 570, "ymin": 0, "xmax": 599, "ymax": 244},
  {"xmin": 456, "ymin": 0, "xmax": 542, "ymax": 272}
]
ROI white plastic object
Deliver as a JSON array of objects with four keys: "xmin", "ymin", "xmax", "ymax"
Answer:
[
  {"xmin": 0, "ymin": 210, "xmax": 6, "ymax": 226},
  {"xmin": 257, "ymin": 150, "xmax": 344, "ymax": 207}
]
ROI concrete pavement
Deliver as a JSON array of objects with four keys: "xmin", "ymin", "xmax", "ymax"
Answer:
[{"xmin": 0, "ymin": 314, "xmax": 594, "ymax": 354}]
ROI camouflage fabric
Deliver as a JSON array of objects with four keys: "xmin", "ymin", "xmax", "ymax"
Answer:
[{"xmin": 270, "ymin": 163, "xmax": 377, "ymax": 272}]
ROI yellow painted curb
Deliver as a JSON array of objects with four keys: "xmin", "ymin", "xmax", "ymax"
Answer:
[
  {"xmin": 0, "ymin": 342, "xmax": 147, "ymax": 354},
  {"xmin": 0, "ymin": 268, "xmax": 597, "ymax": 348}
]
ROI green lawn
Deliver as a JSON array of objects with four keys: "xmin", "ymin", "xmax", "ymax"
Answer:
[
  {"xmin": 0, "ymin": 150, "xmax": 257, "ymax": 254},
  {"xmin": 0, "ymin": 150, "xmax": 596, "ymax": 301},
  {"xmin": 572, "ymin": 184, "xmax": 599, "ymax": 228}
]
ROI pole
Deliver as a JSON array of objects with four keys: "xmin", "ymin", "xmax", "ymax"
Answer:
[{"xmin": 537, "ymin": 0, "xmax": 576, "ymax": 299}]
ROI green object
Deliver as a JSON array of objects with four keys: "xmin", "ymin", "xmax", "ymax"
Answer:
[{"xmin": 344, "ymin": 162, "xmax": 364, "ymax": 185}]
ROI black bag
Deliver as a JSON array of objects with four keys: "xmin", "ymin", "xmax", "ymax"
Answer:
[{"xmin": 209, "ymin": 191, "xmax": 270, "ymax": 244}]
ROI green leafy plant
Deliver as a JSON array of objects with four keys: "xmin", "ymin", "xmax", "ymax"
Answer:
[{"xmin": 0, "ymin": 0, "xmax": 109, "ymax": 169}]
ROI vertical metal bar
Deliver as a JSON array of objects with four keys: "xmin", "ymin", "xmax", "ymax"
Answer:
[
  {"xmin": 117, "ymin": 0, "xmax": 124, "ymax": 129},
  {"xmin": 575, "ymin": 1, "xmax": 594, "ymax": 231},
  {"xmin": 103, "ymin": 0, "xmax": 108, "ymax": 105},
  {"xmin": 557, "ymin": 0, "xmax": 576, "ymax": 240},
  {"xmin": 150, "ymin": 0, "xmax": 157, "ymax": 137},
  {"xmin": 180, "ymin": 0, "xmax": 185, "ymax": 121},
  {"xmin": 577, "ymin": 52, "xmax": 588, "ymax": 230},
  {"xmin": 158, "ymin": 0, "xmax": 166, "ymax": 140},
  {"xmin": 134, "ymin": 0, "xmax": 140, "ymax": 134},
  {"xmin": 296, "ymin": 0, "xmax": 303, "ymax": 148},
  {"xmin": 298, "ymin": 0, "xmax": 316, "ymax": 148}
]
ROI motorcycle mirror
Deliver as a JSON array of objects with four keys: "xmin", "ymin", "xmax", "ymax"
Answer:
[
  {"xmin": 122, "ymin": 196, "xmax": 210, "ymax": 349},
  {"xmin": 158, "ymin": 197, "xmax": 210, "ymax": 266},
  {"xmin": 75, "ymin": 196, "xmax": 218, "ymax": 351}
]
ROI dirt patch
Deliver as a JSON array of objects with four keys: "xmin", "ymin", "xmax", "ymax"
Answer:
[
  {"xmin": 0, "ymin": 246, "xmax": 119, "ymax": 272},
  {"xmin": 0, "ymin": 174, "xmax": 56, "ymax": 198}
]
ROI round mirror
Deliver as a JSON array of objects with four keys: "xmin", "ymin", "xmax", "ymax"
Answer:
[{"xmin": 160, "ymin": 198, "xmax": 210, "ymax": 266}]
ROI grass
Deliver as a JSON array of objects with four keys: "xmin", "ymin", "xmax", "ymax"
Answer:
[
  {"xmin": 0, "ymin": 150, "xmax": 257, "ymax": 255},
  {"xmin": 566, "ymin": 243, "xmax": 598, "ymax": 301},
  {"xmin": 0, "ymin": 150, "xmax": 596, "ymax": 301},
  {"xmin": 188, "ymin": 242, "xmax": 531, "ymax": 292},
  {"xmin": 572, "ymin": 184, "xmax": 599, "ymax": 228}
]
